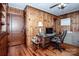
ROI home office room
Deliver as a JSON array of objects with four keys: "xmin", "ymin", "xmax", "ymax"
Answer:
[{"xmin": 0, "ymin": 0, "xmax": 79, "ymax": 57}]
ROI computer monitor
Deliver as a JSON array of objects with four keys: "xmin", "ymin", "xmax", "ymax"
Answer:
[{"xmin": 46, "ymin": 28, "xmax": 53, "ymax": 34}]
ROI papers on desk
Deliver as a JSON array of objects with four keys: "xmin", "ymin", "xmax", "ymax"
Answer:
[
  {"xmin": 37, "ymin": 33, "xmax": 56, "ymax": 37},
  {"xmin": 46, "ymin": 33, "xmax": 56, "ymax": 37},
  {"xmin": 32, "ymin": 37, "xmax": 39, "ymax": 44}
]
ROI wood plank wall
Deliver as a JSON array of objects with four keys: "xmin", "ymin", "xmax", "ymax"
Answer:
[
  {"xmin": 59, "ymin": 11, "xmax": 79, "ymax": 32},
  {"xmin": 24, "ymin": 6, "xmax": 59, "ymax": 47},
  {"xmin": 7, "ymin": 7, "xmax": 25, "ymax": 46},
  {"xmin": 8, "ymin": 7, "xmax": 24, "ymax": 16}
]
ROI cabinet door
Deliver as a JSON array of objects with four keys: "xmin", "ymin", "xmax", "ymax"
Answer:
[
  {"xmin": 0, "ymin": 35, "xmax": 8, "ymax": 56},
  {"xmin": 8, "ymin": 14, "xmax": 25, "ymax": 46}
]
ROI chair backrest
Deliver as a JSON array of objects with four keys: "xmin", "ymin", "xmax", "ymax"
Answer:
[{"xmin": 60, "ymin": 30, "xmax": 67, "ymax": 43}]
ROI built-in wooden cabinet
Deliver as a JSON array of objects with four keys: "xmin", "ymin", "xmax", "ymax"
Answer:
[
  {"xmin": 0, "ymin": 3, "xmax": 8, "ymax": 32},
  {"xmin": 0, "ymin": 3, "xmax": 8, "ymax": 56},
  {"xmin": 0, "ymin": 32, "xmax": 8, "ymax": 56}
]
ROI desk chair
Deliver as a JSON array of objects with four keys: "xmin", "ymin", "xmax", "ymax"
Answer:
[{"xmin": 51, "ymin": 30, "xmax": 67, "ymax": 52}]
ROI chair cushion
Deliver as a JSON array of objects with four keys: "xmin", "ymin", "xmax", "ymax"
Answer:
[{"xmin": 51, "ymin": 38, "xmax": 61, "ymax": 43}]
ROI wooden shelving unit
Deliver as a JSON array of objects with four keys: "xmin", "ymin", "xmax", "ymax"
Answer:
[
  {"xmin": 0, "ymin": 3, "xmax": 5, "ymax": 17},
  {"xmin": 0, "ymin": 3, "xmax": 8, "ymax": 56},
  {"xmin": 0, "ymin": 3, "xmax": 7, "ymax": 32}
]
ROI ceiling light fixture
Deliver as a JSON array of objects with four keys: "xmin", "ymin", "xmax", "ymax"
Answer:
[{"xmin": 58, "ymin": 3, "xmax": 67, "ymax": 9}]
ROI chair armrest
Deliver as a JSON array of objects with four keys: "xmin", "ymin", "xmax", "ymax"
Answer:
[
  {"xmin": 54, "ymin": 37, "xmax": 60, "ymax": 41},
  {"xmin": 51, "ymin": 36, "xmax": 61, "ymax": 43}
]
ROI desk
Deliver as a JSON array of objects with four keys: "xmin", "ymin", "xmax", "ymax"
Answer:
[
  {"xmin": 32, "ymin": 38, "xmax": 40, "ymax": 50},
  {"xmin": 36, "ymin": 33, "xmax": 56, "ymax": 48},
  {"xmin": 32, "ymin": 33, "xmax": 56, "ymax": 48}
]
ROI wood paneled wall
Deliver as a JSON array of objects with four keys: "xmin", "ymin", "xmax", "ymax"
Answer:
[
  {"xmin": 7, "ymin": 7, "xmax": 25, "ymax": 46},
  {"xmin": 25, "ymin": 6, "xmax": 59, "ymax": 47},
  {"xmin": 8, "ymin": 7, "xmax": 24, "ymax": 16},
  {"xmin": 60, "ymin": 11, "xmax": 79, "ymax": 32}
]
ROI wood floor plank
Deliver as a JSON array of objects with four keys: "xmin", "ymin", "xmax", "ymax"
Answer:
[
  {"xmin": 8, "ymin": 44, "xmax": 79, "ymax": 56},
  {"xmin": 20, "ymin": 45, "xmax": 32, "ymax": 56}
]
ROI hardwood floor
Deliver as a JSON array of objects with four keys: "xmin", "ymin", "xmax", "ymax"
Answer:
[{"xmin": 8, "ymin": 44, "xmax": 79, "ymax": 56}]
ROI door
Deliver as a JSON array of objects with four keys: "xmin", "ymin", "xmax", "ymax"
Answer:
[{"xmin": 8, "ymin": 14, "xmax": 25, "ymax": 46}]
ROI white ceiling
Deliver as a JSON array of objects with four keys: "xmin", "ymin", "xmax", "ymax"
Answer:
[{"xmin": 9, "ymin": 3, "xmax": 79, "ymax": 16}]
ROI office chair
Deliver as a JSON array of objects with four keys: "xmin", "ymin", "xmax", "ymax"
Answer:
[{"xmin": 51, "ymin": 30, "xmax": 67, "ymax": 52}]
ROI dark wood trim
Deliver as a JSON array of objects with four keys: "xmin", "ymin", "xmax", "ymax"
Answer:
[
  {"xmin": 59, "ymin": 10, "xmax": 79, "ymax": 16},
  {"xmin": 23, "ymin": 10, "xmax": 27, "ymax": 46}
]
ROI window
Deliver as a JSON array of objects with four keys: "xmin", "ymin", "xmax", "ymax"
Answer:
[
  {"xmin": 61, "ymin": 18, "xmax": 72, "ymax": 33},
  {"xmin": 61, "ymin": 18, "xmax": 71, "ymax": 26}
]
